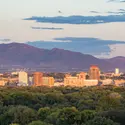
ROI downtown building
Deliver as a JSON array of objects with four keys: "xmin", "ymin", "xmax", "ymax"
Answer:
[
  {"xmin": 64, "ymin": 65, "xmax": 100, "ymax": 87},
  {"xmin": 42, "ymin": 77, "xmax": 54, "ymax": 87},
  {"xmin": 33, "ymin": 72, "xmax": 43, "ymax": 86},
  {"xmin": 89, "ymin": 65, "xmax": 100, "ymax": 80},
  {"xmin": 64, "ymin": 72, "xmax": 86, "ymax": 87},
  {"xmin": 18, "ymin": 71, "xmax": 28, "ymax": 86},
  {"xmin": 33, "ymin": 72, "xmax": 54, "ymax": 87}
]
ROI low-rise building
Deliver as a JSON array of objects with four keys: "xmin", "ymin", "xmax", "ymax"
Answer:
[
  {"xmin": 64, "ymin": 76, "xmax": 85, "ymax": 87},
  {"xmin": 84, "ymin": 80, "xmax": 98, "ymax": 87},
  {"xmin": 100, "ymin": 79, "xmax": 113, "ymax": 86},
  {"xmin": 29, "ymin": 76, "xmax": 33, "ymax": 86},
  {"xmin": 54, "ymin": 82, "xmax": 64, "ymax": 87},
  {"xmin": 64, "ymin": 72, "xmax": 86, "ymax": 87},
  {"xmin": 115, "ymin": 80, "xmax": 125, "ymax": 86},
  {"xmin": 42, "ymin": 77, "xmax": 54, "ymax": 87},
  {"xmin": 0, "ymin": 80, "xmax": 6, "ymax": 86},
  {"xmin": 11, "ymin": 72, "xmax": 19, "ymax": 75},
  {"xmin": 0, "ymin": 73, "xmax": 3, "ymax": 77}
]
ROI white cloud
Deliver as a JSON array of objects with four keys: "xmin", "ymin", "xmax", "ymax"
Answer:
[{"xmin": 108, "ymin": 44, "xmax": 125, "ymax": 57}]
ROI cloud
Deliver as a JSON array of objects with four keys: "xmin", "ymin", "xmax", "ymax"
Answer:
[
  {"xmin": 119, "ymin": 9, "xmax": 125, "ymax": 11},
  {"xmin": 107, "ymin": 11, "xmax": 125, "ymax": 14},
  {"xmin": 58, "ymin": 10, "xmax": 62, "ymax": 14},
  {"xmin": 90, "ymin": 11, "xmax": 100, "ymax": 14},
  {"xmin": 24, "ymin": 14, "xmax": 125, "ymax": 24},
  {"xmin": 90, "ymin": 9, "xmax": 125, "ymax": 15},
  {"xmin": 0, "ymin": 38, "xmax": 11, "ymax": 42},
  {"xmin": 31, "ymin": 27, "xmax": 63, "ymax": 30},
  {"xmin": 106, "ymin": 9, "xmax": 125, "ymax": 14},
  {"xmin": 108, "ymin": 0, "xmax": 125, "ymax": 2},
  {"xmin": 26, "ymin": 37, "xmax": 125, "ymax": 56}
]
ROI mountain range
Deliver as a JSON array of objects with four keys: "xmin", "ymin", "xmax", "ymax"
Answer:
[{"xmin": 0, "ymin": 43, "xmax": 125, "ymax": 72}]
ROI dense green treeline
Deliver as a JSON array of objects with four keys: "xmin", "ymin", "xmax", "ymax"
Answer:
[{"xmin": 0, "ymin": 86, "xmax": 125, "ymax": 125}]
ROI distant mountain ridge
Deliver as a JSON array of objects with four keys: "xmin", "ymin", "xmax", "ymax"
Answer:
[{"xmin": 0, "ymin": 43, "xmax": 124, "ymax": 72}]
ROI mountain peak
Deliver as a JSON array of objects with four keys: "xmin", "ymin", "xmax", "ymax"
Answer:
[
  {"xmin": 0, "ymin": 42, "xmax": 123, "ymax": 72},
  {"xmin": 51, "ymin": 48, "xmax": 64, "ymax": 51}
]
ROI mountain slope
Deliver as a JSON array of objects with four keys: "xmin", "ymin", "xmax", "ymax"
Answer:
[
  {"xmin": 105, "ymin": 56, "xmax": 125, "ymax": 69},
  {"xmin": 0, "ymin": 43, "xmax": 120, "ymax": 71}
]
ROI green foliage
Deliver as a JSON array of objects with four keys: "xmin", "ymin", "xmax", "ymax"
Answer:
[
  {"xmin": 98, "ymin": 93, "xmax": 122, "ymax": 111},
  {"xmin": 46, "ymin": 111, "xmax": 60, "ymax": 125},
  {"xmin": 80, "ymin": 110, "xmax": 96, "ymax": 123},
  {"xmin": 82, "ymin": 116, "xmax": 120, "ymax": 125},
  {"xmin": 28, "ymin": 121, "xmax": 52, "ymax": 125},
  {"xmin": 38, "ymin": 107, "xmax": 50, "ymax": 121},
  {"xmin": 10, "ymin": 123, "xmax": 19, "ymax": 125},
  {"xmin": 0, "ymin": 105, "xmax": 37, "ymax": 125},
  {"xmin": 56, "ymin": 107, "xmax": 81, "ymax": 125},
  {"xmin": 99, "ymin": 110, "xmax": 125, "ymax": 125},
  {"xmin": 0, "ymin": 86, "xmax": 125, "ymax": 125}
]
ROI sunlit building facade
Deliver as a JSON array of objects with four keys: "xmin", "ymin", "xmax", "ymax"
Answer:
[
  {"xmin": 115, "ymin": 68, "xmax": 119, "ymax": 74},
  {"xmin": 43, "ymin": 77, "xmax": 54, "ymax": 87},
  {"xmin": 18, "ymin": 71, "xmax": 28, "ymax": 86},
  {"xmin": 0, "ymin": 80, "xmax": 6, "ymax": 86},
  {"xmin": 89, "ymin": 65, "xmax": 100, "ymax": 80},
  {"xmin": 64, "ymin": 72, "xmax": 86, "ymax": 87},
  {"xmin": 84, "ymin": 80, "xmax": 98, "ymax": 87},
  {"xmin": 33, "ymin": 72, "xmax": 43, "ymax": 86},
  {"xmin": 33, "ymin": 72, "xmax": 54, "ymax": 87}
]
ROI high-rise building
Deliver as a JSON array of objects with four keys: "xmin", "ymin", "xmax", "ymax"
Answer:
[
  {"xmin": 33, "ymin": 72, "xmax": 43, "ymax": 86},
  {"xmin": 115, "ymin": 68, "xmax": 119, "ymax": 74},
  {"xmin": 18, "ymin": 71, "xmax": 28, "ymax": 86},
  {"xmin": 89, "ymin": 65, "xmax": 100, "ymax": 80}
]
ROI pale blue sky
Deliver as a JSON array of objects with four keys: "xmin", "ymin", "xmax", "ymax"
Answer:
[
  {"xmin": 0, "ymin": 0, "xmax": 125, "ymax": 18},
  {"xmin": 0, "ymin": 0, "xmax": 125, "ymax": 57}
]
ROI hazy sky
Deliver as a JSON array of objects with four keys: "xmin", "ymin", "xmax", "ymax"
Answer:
[{"xmin": 0, "ymin": 0, "xmax": 125, "ymax": 58}]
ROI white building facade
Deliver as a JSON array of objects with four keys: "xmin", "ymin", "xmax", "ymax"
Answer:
[
  {"xmin": 115, "ymin": 68, "xmax": 119, "ymax": 74},
  {"xmin": 18, "ymin": 71, "xmax": 28, "ymax": 86}
]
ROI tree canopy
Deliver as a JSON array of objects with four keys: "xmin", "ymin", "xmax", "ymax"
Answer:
[{"xmin": 0, "ymin": 86, "xmax": 124, "ymax": 125}]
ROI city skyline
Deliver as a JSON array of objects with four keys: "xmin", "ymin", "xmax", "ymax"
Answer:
[
  {"xmin": 0, "ymin": 66, "xmax": 124, "ymax": 87},
  {"xmin": 0, "ymin": 0, "xmax": 125, "ymax": 57}
]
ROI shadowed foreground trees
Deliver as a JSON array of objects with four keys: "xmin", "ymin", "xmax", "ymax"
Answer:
[
  {"xmin": 0, "ymin": 86, "xmax": 125, "ymax": 125},
  {"xmin": 82, "ymin": 116, "xmax": 120, "ymax": 125},
  {"xmin": 0, "ymin": 106, "xmax": 37, "ymax": 125},
  {"xmin": 28, "ymin": 121, "xmax": 53, "ymax": 125}
]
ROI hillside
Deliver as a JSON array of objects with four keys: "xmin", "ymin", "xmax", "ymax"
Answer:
[{"xmin": 0, "ymin": 43, "xmax": 122, "ymax": 72}]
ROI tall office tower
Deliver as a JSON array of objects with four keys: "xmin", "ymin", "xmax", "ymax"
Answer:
[
  {"xmin": 18, "ymin": 71, "xmax": 28, "ymax": 86},
  {"xmin": 115, "ymin": 68, "xmax": 119, "ymax": 74},
  {"xmin": 89, "ymin": 65, "xmax": 100, "ymax": 80},
  {"xmin": 33, "ymin": 72, "xmax": 43, "ymax": 86}
]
